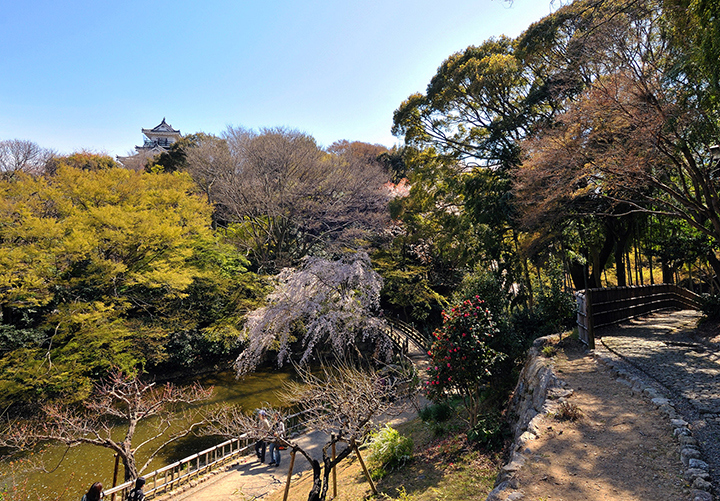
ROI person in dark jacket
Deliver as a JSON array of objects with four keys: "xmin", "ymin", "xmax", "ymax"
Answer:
[{"xmin": 127, "ymin": 477, "xmax": 145, "ymax": 501}]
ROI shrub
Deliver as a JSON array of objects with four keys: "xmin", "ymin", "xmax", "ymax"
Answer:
[
  {"xmin": 425, "ymin": 296, "xmax": 505, "ymax": 428},
  {"xmin": 534, "ymin": 258, "xmax": 576, "ymax": 336},
  {"xmin": 418, "ymin": 401, "xmax": 455, "ymax": 436},
  {"xmin": 555, "ymin": 401, "xmax": 583, "ymax": 421},
  {"xmin": 467, "ymin": 411, "xmax": 506, "ymax": 450},
  {"xmin": 367, "ymin": 425, "xmax": 413, "ymax": 479},
  {"xmin": 541, "ymin": 345, "xmax": 557, "ymax": 358},
  {"xmin": 418, "ymin": 401, "xmax": 453, "ymax": 424},
  {"xmin": 700, "ymin": 293, "xmax": 720, "ymax": 320}
]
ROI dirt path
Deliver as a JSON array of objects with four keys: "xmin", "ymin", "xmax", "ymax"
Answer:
[{"xmin": 509, "ymin": 342, "xmax": 691, "ymax": 501}]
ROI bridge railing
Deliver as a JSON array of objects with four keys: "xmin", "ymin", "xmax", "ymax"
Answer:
[
  {"xmin": 103, "ymin": 408, "xmax": 310, "ymax": 500},
  {"xmin": 384, "ymin": 317, "xmax": 431, "ymax": 354},
  {"xmin": 576, "ymin": 284, "xmax": 702, "ymax": 349}
]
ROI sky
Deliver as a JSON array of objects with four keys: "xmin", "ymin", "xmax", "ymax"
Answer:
[{"xmin": 0, "ymin": 0, "xmax": 557, "ymax": 157}]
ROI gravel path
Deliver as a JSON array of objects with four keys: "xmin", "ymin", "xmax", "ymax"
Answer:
[{"xmin": 596, "ymin": 310, "xmax": 720, "ymax": 489}]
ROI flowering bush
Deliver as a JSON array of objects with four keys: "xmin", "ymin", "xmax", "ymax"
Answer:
[{"xmin": 425, "ymin": 296, "xmax": 504, "ymax": 427}]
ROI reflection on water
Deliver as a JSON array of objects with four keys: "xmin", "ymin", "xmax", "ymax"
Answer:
[{"xmin": 1, "ymin": 368, "xmax": 297, "ymax": 501}]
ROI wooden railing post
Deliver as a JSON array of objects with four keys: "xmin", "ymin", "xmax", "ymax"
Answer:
[
  {"xmin": 586, "ymin": 288, "xmax": 595, "ymax": 349},
  {"xmin": 282, "ymin": 450, "xmax": 297, "ymax": 501},
  {"xmin": 332, "ymin": 435, "xmax": 337, "ymax": 499},
  {"xmin": 110, "ymin": 453, "xmax": 120, "ymax": 501}
]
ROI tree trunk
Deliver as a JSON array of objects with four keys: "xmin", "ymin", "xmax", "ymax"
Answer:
[
  {"xmin": 307, "ymin": 459, "xmax": 322, "ymax": 501},
  {"xmin": 514, "ymin": 232, "xmax": 534, "ymax": 308},
  {"xmin": 662, "ymin": 261, "xmax": 674, "ymax": 284},
  {"xmin": 615, "ymin": 246, "xmax": 626, "ymax": 287},
  {"xmin": 592, "ymin": 222, "xmax": 617, "ymax": 288},
  {"xmin": 708, "ymin": 252, "xmax": 720, "ymax": 287},
  {"xmin": 305, "ymin": 442, "xmax": 352, "ymax": 501},
  {"xmin": 121, "ymin": 451, "xmax": 138, "ymax": 482},
  {"xmin": 568, "ymin": 260, "xmax": 587, "ymax": 290}
]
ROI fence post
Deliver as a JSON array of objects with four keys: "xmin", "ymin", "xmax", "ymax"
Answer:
[
  {"xmin": 282, "ymin": 450, "xmax": 296, "ymax": 501},
  {"xmin": 332, "ymin": 435, "xmax": 337, "ymax": 498},
  {"xmin": 111, "ymin": 453, "xmax": 120, "ymax": 501},
  {"xmin": 586, "ymin": 288, "xmax": 595, "ymax": 350}
]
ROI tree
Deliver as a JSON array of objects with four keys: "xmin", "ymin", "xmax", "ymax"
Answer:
[
  {"xmin": 0, "ymin": 139, "xmax": 51, "ymax": 180},
  {"xmin": 662, "ymin": 0, "xmax": 720, "ymax": 106},
  {"xmin": 0, "ymin": 162, "xmax": 259, "ymax": 404},
  {"xmin": 0, "ymin": 370, "xmax": 213, "ymax": 481},
  {"xmin": 326, "ymin": 139, "xmax": 388, "ymax": 167},
  {"xmin": 373, "ymin": 149, "xmax": 469, "ymax": 324},
  {"xmin": 182, "ymin": 134, "xmax": 233, "ymax": 210},
  {"xmin": 425, "ymin": 296, "xmax": 504, "ymax": 428},
  {"xmin": 45, "ymin": 151, "xmax": 118, "ymax": 173},
  {"xmin": 518, "ymin": 64, "xmax": 720, "ymax": 278},
  {"xmin": 392, "ymin": 37, "xmax": 536, "ymax": 165},
  {"xmin": 216, "ymin": 127, "xmax": 390, "ymax": 273},
  {"xmin": 235, "ymin": 252, "xmax": 390, "ymax": 376},
  {"xmin": 204, "ymin": 363, "xmax": 411, "ymax": 501},
  {"xmin": 506, "ymin": 0, "xmax": 720, "ymax": 288},
  {"xmin": 391, "ymin": 36, "xmax": 555, "ymax": 305}
]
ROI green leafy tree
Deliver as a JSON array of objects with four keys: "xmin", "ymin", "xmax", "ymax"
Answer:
[
  {"xmin": 391, "ymin": 37, "xmax": 546, "ymax": 305},
  {"xmin": 374, "ymin": 149, "xmax": 471, "ymax": 324},
  {"xmin": 0, "ymin": 161, "xmax": 259, "ymax": 404},
  {"xmin": 425, "ymin": 297, "xmax": 504, "ymax": 428}
]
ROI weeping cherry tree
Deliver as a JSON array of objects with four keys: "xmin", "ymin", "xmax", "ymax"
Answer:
[{"xmin": 235, "ymin": 252, "xmax": 392, "ymax": 375}]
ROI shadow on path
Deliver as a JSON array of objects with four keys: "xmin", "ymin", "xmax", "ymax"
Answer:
[{"xmin": 597, "ymin": 309, "xmax": 720, "ymax": 487}]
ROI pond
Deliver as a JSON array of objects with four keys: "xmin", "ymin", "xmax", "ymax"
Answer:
[{"xmin": 1, "ymin": 367, "xmax": 297, "ymax": 501}]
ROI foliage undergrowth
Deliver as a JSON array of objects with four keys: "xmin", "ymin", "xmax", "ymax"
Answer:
[
  {"xmin": 467, "ymin": 410, "xmax": 507, "ymax": 450},
  {"xmin": 700, "ymin": 293, "xmax": 720, "ymax": 321},
  {"xmin": 367, "ymin": 425, "xmax": 414, "ymax": 479}
]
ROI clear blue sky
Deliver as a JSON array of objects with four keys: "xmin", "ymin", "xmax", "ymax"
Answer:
[{"xmin": 0, "ymin": 0, "xmax": 556, "ymax": 157}]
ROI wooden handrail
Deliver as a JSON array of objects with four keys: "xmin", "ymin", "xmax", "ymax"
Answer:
[
  {"xmin": 576, "ymin": 284, "xmax": 701, "ymax": 348},
  {"xmin": 384, "ymin": 317, "xmax": 430, "ymax": 353}
]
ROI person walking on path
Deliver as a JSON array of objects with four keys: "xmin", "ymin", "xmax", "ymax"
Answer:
[
  {"xmin": 267, "ymin": 413, "xmax": 286, "ymax": 467},
  {"xmin": 254, "ymin": 410, "xmax": 271, "ymax": 463},
  {"xmin": 81, "ymin": 482, "xmax": 103, "ymax": 501}
]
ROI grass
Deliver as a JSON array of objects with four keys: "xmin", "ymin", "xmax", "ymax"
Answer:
[
  {"xmin": 264, "ymin": 416, "xmax": 501, "ymax": 501},
  {"xmin": 541, "ymin": 345, "xmax": 557, "ymax": 358},
  {"xmin": 555, "ymin": 401, "xmax": 583, "ymax": 422}
]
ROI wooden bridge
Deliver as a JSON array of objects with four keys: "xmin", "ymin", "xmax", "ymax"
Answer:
[{"xmin": 383, "ymin": 317, "xmax": 431, "ymax": 356}]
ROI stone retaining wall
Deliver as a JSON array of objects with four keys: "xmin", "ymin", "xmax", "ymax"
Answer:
[{"xmin": 485, "ymin": 336, "xmax": 715, "ymax": 501}]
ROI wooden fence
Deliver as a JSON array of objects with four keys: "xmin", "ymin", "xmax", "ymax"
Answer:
[
  {"xmin": 576, "ymin": 284, "xmax": 702, "ymax": 349},
  {"xmin": 103, "ymin": 408, "xmax": 309, "ymax": 500}
]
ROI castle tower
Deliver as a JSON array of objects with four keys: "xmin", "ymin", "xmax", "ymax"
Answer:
[
  {"xmin": 117, "ymin": 118, "xmax": 181, "ymax": 169},
  {"xmin": 136, "ymin": 118, "xmax": 181, "ymax": 153}
]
